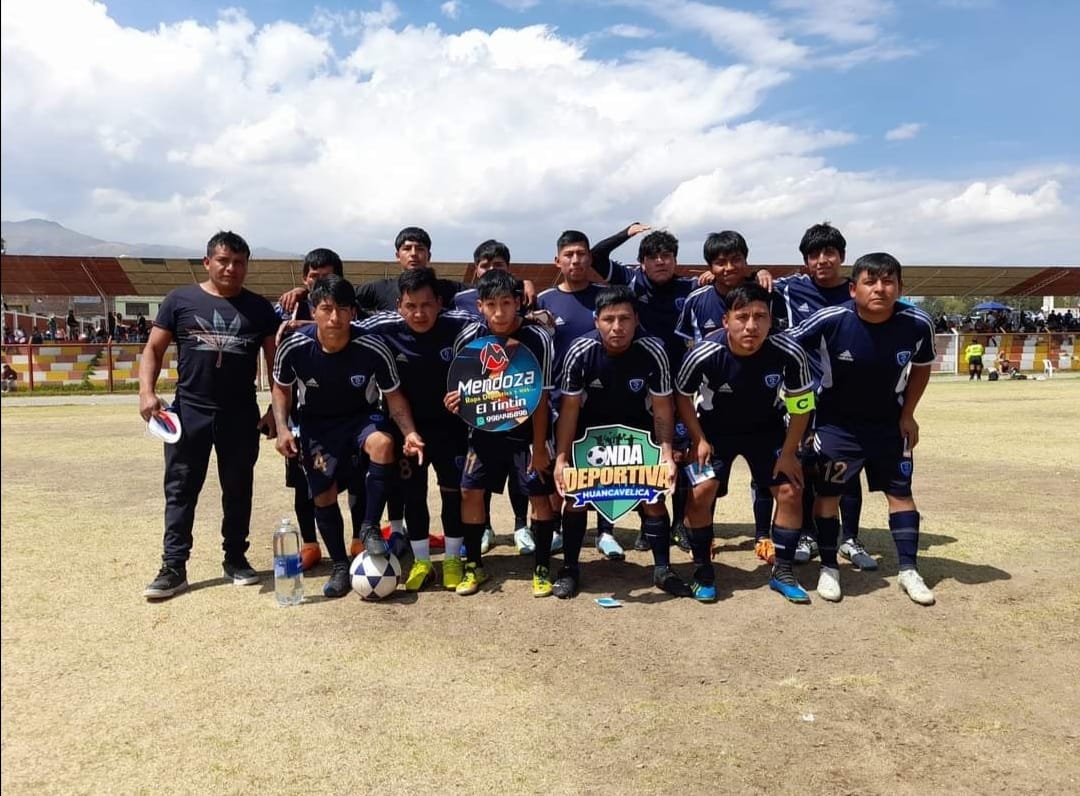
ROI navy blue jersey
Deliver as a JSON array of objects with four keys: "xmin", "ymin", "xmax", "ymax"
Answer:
[
  {"xmin": 536, "ymin": 284, "xmax": 603, "ymax": 377},
  {"xmin": 451, "ymin": 288, "xmax": 481, "ymax": 317},
  {"xmin": 561, "ymin": 330, "xmax": 671, "ymax": 432},
  {"xmin": 601, "ymin": 261, "xmax": 697, "ymax": 370},
  {"xmin": 454, "ymin": 319, "xmax": 554, "ymax": 442},
  {"xmin": 675, "ymin": 285, "xmax": 728, "ymax": 344},
  {"xmin": 273, "ymin": 324, "xmax": 400, "ymax": 421},
  {"xmin": 675, "ymin": 330, "xmax": 813, "ymax": 433},
  {"xmin": 274, "ymin": 299, "xmax": 313, "ymax": 323},
  {"xmin": 776, "ymin": 274, "xmax": 852, "ymax": 327},
  {"xmin": 788, "ymin": 302, "xmax": 935, "ymax": 426},
  {"xmin": 356, "ymin": 310, "xmax": 475, "ymax": 426},
  {"xmin": 155, "ymin": 285, "xmax": 278, "ymax": 411}
]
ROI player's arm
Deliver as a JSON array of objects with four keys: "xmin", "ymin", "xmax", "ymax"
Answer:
[
  {"xmin": 138, "ymin": 326, "xmax": 173, "ymax": 421},
  {"xmin": 270, "ymin": 380, "xmax": 297, "ymax": 458},
  {"xmin": 589, "ymin": 222, "xmax": 650, "ymax": 282},
  {"xmin": 385, "ymin": 387, "xmax": 425, "ymax": 463},
  {"xmin": 675, "ymin": 392, "xmax": 711, "ymax": 469},
  {"xmin": 257, "ymin": 332, "xmax": 278, "ymax": 437},
  {"xmin": 529, "ymin": 389, "xmax": 553, "ymax": 481},
  {"xmin": 775, "ymin": 390, "xmax": 814, "ymax": 486},
  {"xmin": 899, "ymin": 364, "xmax": 931, "ymax": 449},
  {"xmin": 277, "ymin": 287, "xmax": 308, "ymax": 315},
  {"xmin": 553, "ymin": 392, "xmax": 582, "ymax": 495},
  {"xmin": 650, "ymin": 393, "xmax": 677, "ymax": 488}
]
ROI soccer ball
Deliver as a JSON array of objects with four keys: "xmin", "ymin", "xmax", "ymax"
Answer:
[
  {"xmin": 586, "ymin": 445, "xmax": 608, "ymax": 467},
  {"xmin": 350, "ymin": 552, "xmax": 401, "ymax": 600}
]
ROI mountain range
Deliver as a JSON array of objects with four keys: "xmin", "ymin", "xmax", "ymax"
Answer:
[{"xmin": 0, "ymin": 218, "xmax": 301, "ymax": 259}]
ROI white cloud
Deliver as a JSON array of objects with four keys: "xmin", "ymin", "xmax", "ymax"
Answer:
[
  {"xmin": 605, "ymin": 24, "xmax": 654, "ymax": 39},
  {"xmin": 494, "ymin": 0, "xmax": 540, "ymax": 10},
  {"xmin": 0, "ymin": 0, "xmax": 1076, "ymax": 266},
  {"xmin": 440, "ymin": 1, "xmax": 461, "ymax": 20},
  {"xmin": 885, "ymin": 122, "xmax": 923, "ymax": 141},
  {"xmin": 773, "ymin": 0, "xmax": 893, "ymax": 45}
]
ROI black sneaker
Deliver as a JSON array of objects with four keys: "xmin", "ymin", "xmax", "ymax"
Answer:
[
  {"xmin": 838, "ymin": 537, "xmax": 878, "ymax": 571},
  {"xmin": 144, "ymin": 565, "xmax": 188, "ymax": 600},
  {"xmin": 654, "ymin": 566, "xmax": 693, "ymax": 598},
  {"xmin": 672, "ymin": 524, "xmax": 693, "ymax": 553},
  {"xmin": 360, "ymin": 523, "xmax": 388, "ymax": 556},
  {"xmin": 223, "ymin": 556, "xmax": 260, "ymax": 586},
  {"xmin": 323, "ymin": 562, "xmax": 352, "ymax": 598},
  {"xmin": 552, "ymin": 567, "xmax": 579, "ymax": 599},
  {"xmin": 633, "ymin": 530, "xmax": 650, "ymax": 552}
]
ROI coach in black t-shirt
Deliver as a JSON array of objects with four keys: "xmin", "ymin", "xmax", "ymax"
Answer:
[{"xmin": 139, "ymin": 231, "xmax": 279, "ymax": 601}]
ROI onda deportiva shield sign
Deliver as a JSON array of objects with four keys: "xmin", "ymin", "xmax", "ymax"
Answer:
[
  {"xmin": 447, "ymin": 336, "xmax": 543, "ymax": 431},
  {"xmin": 564, "ymin": 424, "xmax": 671, "ymax": 523}
]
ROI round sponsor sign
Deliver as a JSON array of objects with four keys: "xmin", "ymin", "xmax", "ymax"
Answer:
[{"xmin": 447, "ymin": 336, "xmax": 543, "ymax": 431}]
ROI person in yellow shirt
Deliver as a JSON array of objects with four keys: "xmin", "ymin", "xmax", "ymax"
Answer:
[{"xmin": 965, "ymin": 337, "xmax": 985, "ymax": 380}]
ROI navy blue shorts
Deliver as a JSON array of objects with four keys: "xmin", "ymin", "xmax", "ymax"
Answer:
[
  {"xmin": 460, "ymin": 430, "xmax": 555, "ymax": 497},
  {"xmin": 300, "ymin": 414, "xmax": 393, "ymax": 497},
  {"xmin": 813, "ymin": 423, "xmax": 912, "ymax": 497},
  {"xmin": 701, "ymin": 426, "xmax": 787, "ymax": 497},
  {"xmin": 397, "ymin": 424, "xmax": 468, "ymax": 491}
]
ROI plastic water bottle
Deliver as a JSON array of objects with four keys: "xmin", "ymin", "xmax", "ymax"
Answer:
[{"xmin": 273, "ymin": 517, "xmax": 304, "ymax": 606}]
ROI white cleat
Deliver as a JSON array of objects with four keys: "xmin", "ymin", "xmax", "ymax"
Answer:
[
  {"xmin": 898, "ymin": 569, "xmax": 935, "ymax": 605},
  {"xmin": 816, "ymin": 566, "xmax": 842, "ymax": 602}
]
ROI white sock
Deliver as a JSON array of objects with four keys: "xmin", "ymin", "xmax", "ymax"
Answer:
[
  {"xmin": 410, "ymin": 538, "xmax": 430, "ymax": 561},
  {"xmin": 444, "ymin": 536, "xmax": 464, "ymax": 558}
]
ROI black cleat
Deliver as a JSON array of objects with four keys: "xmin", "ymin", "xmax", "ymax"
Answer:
[
  {"xmin": 144, "ymin": 565, "xmax": 188, "ymax": 600},
  {"xmin": 654, "ymin": 566, "xmax": 693, "ymax": 598},
  {"xmin": 323, "ymin": 562, "xmax": 352, "ymax": 598},
  {"xmin": 552, "ymin": 567, "xmax": 580, "ymax": 599}
]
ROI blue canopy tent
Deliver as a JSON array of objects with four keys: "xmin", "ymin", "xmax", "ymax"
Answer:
[{"xmin": 972, "ymin": 301, "xmax": 1013, "ymax": 312}]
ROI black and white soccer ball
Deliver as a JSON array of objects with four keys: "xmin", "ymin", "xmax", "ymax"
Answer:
[
  {"xmin": 350, "ymin": 552, "xmax": 401, "ymax": 600},
  {"xmin": 586, "ymin": 445, "xmax": 609, "ymax": 467}
]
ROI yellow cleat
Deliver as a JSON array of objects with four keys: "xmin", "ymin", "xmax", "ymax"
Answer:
[
  {"xmin": 455, "ymin": 563, "xmax": 489, "ymax": 596},
  {"xmin": 532, "ymin": 566, "xmax": 553, "ymax": 598},
  {"xmin": 442, "ymin": 556, "xmax": 464, "ymax": 590},
  {"xmin": 405, "ymin": 559, "xmax": 435, "ymax": 592}
]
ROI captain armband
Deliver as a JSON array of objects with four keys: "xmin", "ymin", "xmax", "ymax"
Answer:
[{"xmin": 785, "ymin": 392, "xmax": 815, "ymax": 415}]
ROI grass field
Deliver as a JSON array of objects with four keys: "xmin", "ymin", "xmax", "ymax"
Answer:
[{"xmin": 2, "ymin": 379, "xmax": 1079, "ymax": 794}]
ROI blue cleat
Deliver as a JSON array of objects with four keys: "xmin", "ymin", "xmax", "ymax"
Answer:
[
  {"xmin": 769, "ymin": 576, "xmax": 811, "ymax": 604},
  {"xmin": 691, "ymin": 580, "xmax": 718, "ymax": 603}
]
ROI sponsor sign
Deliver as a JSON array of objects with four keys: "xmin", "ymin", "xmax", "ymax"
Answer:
[
  {"xmin": 563, "ymin": 424, "xmax": 671, "ymax": 522},
  {"xmin": 447, "ymin": 336, "xmax": 543, "ymax": 431}
]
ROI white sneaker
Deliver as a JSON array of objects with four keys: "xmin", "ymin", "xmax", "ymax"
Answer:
[
  {"xmin": 514, "ymin": 526, "xmax": 535, "ymax": 555},
  {"xmin": 816, "ymin": 566, "xmax": 842, "ymax": 602},
  {"xmin": 480, "ymin": 527, "xmax": 496, "ymax": 554},
  {"xmin": 551, "ymin": 532, "xmax": 564, "ymax": 554},
  {"xmin": 898, "ymin": 569, "xmax": 935, "ymax": 605}
]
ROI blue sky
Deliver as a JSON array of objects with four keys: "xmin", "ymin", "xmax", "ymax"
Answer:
[{"xmin": 2, "ymin": 0, "xmax": 1077, "ymax": 263}]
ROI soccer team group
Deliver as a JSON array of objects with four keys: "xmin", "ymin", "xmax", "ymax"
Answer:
[{"xmin": 139, "ymin": 221, "xmax": 938, "ymax": 607}]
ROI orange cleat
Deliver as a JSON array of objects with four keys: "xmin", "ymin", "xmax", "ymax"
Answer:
[
  {"xmin": 755, "ymin": 538, "xmax": 776, "ymax": 565},
  {"xmin": 299, "ymin": 542, "xmax": 322, "ymax": 572},
  {"xmin": 349, "ymin": 538, "xmax": 364, "ymax": 558}
]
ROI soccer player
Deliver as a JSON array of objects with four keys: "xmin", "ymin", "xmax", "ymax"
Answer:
[
  {"xmin": 777, "ymin": 223, "xmax": 875, "ymax": 571},
  {"xmin": 788, "ymin": 252, "xmax": 937, "ymax": 605},
  {"xmin": 444, "ymin": 269, "xmax": 557, "ymax": 596},
  {"xmin": 357, "ymin": 268, "xmax": 475, "ymax": 591},
  {"xmin": 272, "ymin": 274, "xmax": 423, "ymax": 598},
  {"xmin": 140, "ymin": 231, "xmax": 279, "ymax": 600},
  {"xmin": 273, "ymin": 248, "xmax": 345, "ymax": 571},
  {"xmin": 452, "ymin": 239, "xmax": 534, "ymax": 554},
  {"xmin": 553, "ymin": 286, "xmax": 691, "ymax": 599},
  {"xmin": 675, "ymin": 230, "xmax": 779, "ymax": 563},
  {"xmin": 537, "ymin": 229, "xmax": 625, "ymax": 561},
  {"xmin": 675, "ymin": 284, "xmax": 815, "ymax": 602},
  {"xmin": 965, "ymin": 336, "xmax": 985, "ymax": 381}
]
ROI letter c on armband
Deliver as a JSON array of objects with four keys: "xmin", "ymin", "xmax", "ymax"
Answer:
[{"xmin": 785, "ymin": 392, "xmax": 815, "ymax": 415}]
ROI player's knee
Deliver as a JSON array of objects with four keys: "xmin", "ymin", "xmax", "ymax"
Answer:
[
  {"xmin": 461, "ymin": 488, "xmax": 485, "ymax": 509},
  {"xmin": 774, "ymin": 483, "xmax": 801, "ymax": 508},
  {"xmin": 364, "ymin": 431, "xmax": 395, "ymax": 463}
]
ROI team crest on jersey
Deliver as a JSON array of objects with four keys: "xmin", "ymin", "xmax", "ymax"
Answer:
[
  {"xmin": 350, "ymin": 375, "xmax": 367, "ymax": 388},
  {"xmin": 675, "ymin": 422, "xmax": 687, "ymax": 437},
  {"xmin": 369, "ymin": 413, "xmax": 385, "ymax": 423},
  {"xmin": 896, "ymin": 351, "xmax": 912, "ymax": 366},
  {"xmin": 764, "ymin": 373, "xmax": 782, "ymax": 388},
  {"xmin": 440, "ymin": 347, "xmax": 454, "ymax": 362},
  {"xmin": 899, "ymin": 460, "xmax": 913, "ymax": 477},
  {"xmin": 675, "ymin": 297, "xmax": 686, "ymax": 311},
  {"xmin": 628, "ymin": 378, "xmax": 645, "ymax": 392},
  {"xmin": 480, "ymin": 341, "xmax": 510, "ymax": 374}
]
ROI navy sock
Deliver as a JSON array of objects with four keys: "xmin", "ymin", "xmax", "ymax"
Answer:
[
  {"xmin": 313, "ymin": 502, "xmax": 347, "ymax": 562},
  {"xmin": 889, "ymin": 510, "xmax": 920, "ymax": 569},
  {"xmin": 800, "ymin": 483, "xmax": 816, "ymax": 535},
  {"xmin": 347, "ymin": 489, "xmax": 365, "ymax": 539},
  {"xmin": 483, "ymin": 490, "xmax": 493, "ymax": 529},
  {"xmin": 772, "ymin": 524, "xmax": 800, "ymax": 563},
  {"xmin": 561, "ymin": 510, "xmax": 587, "ymax": 568},
  {"xmin": 687, "ymin": 525, "xmax": 714, "ymax": 584},
  {"xmin": 597, "ymin": 515, "xmax": 614, "ymax": 534},
  {"xmin": 509, "ymin": 489, "xmax": 528, "ymax": 527},
  {"xmin": 403, "ymin": 485, "xmax": 430, "ymax": 541},
  {"xmin": 387, "ymin": 489, "xmax": 404, "ymax": 522},
  {"xmin": 461, "ymin": 522, "xmax": 485, "ymax": 566},
  {"xmin": 815, "ymin": 516, "xmax": 840, "ymax": 568},
  {"xmin": 751, "ymin": 482, "xmax": 773, "ymax": 540},
  {"xmin": 440, "ymin": 489, "xmax": 462, "ymax": 539},
  {"xmin": 363, "ymin": 462, "xmax": 394, "ymax": 526},
  {"xmin": 532, "ymin": 518, "xmax": 556, "ymax": 570},
  {"xmin": 840, "ymin": 478, "xmax": 863, "ymax": 540},
  {"xmin": 643, "ymin": 516, "xmax": 671, "ymax": 568},
  {"xmin": 672, "ymin": 479, "xmax": 688, "ymax": 529},
  {"xmin": 294, "ymin": 488, "xmax": 317, "ymax": 544}
]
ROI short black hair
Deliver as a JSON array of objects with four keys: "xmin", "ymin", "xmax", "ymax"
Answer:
[
  {"xmin": 309, "ymin": 274, "xmax": 357, "ymax": 308},
  {"xmin": 302, "ymin": 248, "xmax": 344, "ymax": 277},
  {"xmin": 638, "ymin": 230, "xmax": 678, "ymax": 263},
  {"xmin": 798, "ymin": 222, "xmax": 846, "ymax": 261},
  {"xmin": 394, "ymin": 226, "xmax": 432, "ymax": 251},
  {"xmin": 724, "ymin": 283, "xmax": 773, "ymax": 313},
  {"xmin": 398, "ymin": 267, "xmax": 440, "ymax": 300},
  {"xmin": 206, "ymin": 230, "xmax": 250, "ymax": 259},
  {"xmin": 594, "ymin": 285, "xmax": 638, "ymax": 315},
  {"xmin": 556, "ymin": 230, "xmax": 590, "ymax": 252},
  {"xmin": 703, "ymin": 231, "xmax": 748, "ymax": 264},
  {"xmin": 476, "ymin": 268, "xmax": 522, "ymax": 301},
  {"xmin": 473, "ymin": 239, "xmax": 511, "ymax": 265},
  {"xmin": 851, "ymin": 252, "xmax": 902, "ymax": 282}
]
